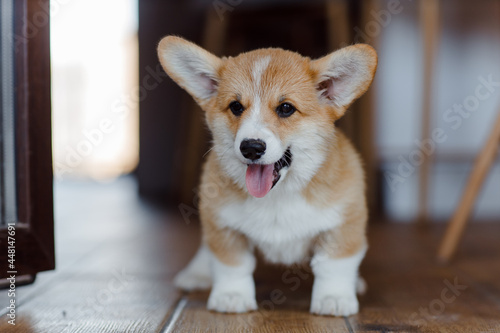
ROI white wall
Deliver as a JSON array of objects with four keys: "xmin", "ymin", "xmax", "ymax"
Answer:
[{"xmin": 374, "ymin": 0, "xmax": 500, "ymax": 221}]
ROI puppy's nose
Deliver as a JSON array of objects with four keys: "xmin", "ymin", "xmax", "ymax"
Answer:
[{"xmin": 240, "ymin": 139, "xmax": 266, "ymax": 161}]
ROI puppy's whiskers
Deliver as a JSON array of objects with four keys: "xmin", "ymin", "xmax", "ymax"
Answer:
[
  {"xmin": 202, "ymin": 145, "xmax": 216, "ymax": 158},
  {"xmin": 293, "ymin": 146, "xmax": 315, "ymax": 164},
  {"xmin": 284, "ymin": 150, "xmax": 293, "ymax": 167},
  {"xmin": 216, "ymin": 146, "xmax": 232, "ymax": 161}
]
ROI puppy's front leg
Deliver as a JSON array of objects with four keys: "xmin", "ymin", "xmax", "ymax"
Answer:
[
  {"xmin": 206, "ymin": 230, "xmax": 257, "ymax": 313},
  {"xmin": 310, "ymin": 247, "xmax": 366, "ymax": 316},
  {"xmin": 310, "ymin": 221, "xmax": 367, "ymax": 317}
]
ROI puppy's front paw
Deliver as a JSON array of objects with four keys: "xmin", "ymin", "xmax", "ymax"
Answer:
[
  {"xmin": 310, "ymin": 295, "xmax": 359, "ymax": 317},
  {"xmin": 207, "ymin": 291, "xmax": 257, "ymax": 313},
  {"xmin": 356, "ymin": 276, "xmax": 367, "ymax": 295},
  {"xmin": 174, "ymin": 269, "xmax": 211, "ymax": 291}
]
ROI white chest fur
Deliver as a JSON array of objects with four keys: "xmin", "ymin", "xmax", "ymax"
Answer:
[{"xmin": 218, "ymin": 190, "xmax": 344, "ymax": 265}]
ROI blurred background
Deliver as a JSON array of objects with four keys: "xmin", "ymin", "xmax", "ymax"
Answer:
[
  {"xmin": 51, "ymin": 0, "xmax": 500, "ymax": 223},
  {"xmin": 1, "ymin": 0, "xmax": 499, "ymax": 329}
]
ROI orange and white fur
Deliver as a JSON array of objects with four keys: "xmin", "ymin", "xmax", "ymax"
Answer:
[{"xmin": 158, "ymin": 36, "xmax": 377, "ymax": 316}]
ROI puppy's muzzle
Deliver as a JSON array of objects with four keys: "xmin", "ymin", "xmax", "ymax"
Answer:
[{"xmin": 240, "ymin": 139, "xmax": 266, "ymax": 161}]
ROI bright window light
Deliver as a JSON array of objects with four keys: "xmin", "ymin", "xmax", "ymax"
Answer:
[{"xmin": 51, "ymin": 0, "xmax": 138, "ymax": 181}]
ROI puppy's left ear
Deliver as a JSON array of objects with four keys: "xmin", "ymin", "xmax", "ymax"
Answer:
[{"xmin": 311, "ymin": 44, "xmax": 377, "ymax": 115}]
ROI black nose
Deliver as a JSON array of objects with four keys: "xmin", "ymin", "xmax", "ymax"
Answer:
[{"xmin": 240, "ymin": 139, "xmax": 266, "ymax": 161}]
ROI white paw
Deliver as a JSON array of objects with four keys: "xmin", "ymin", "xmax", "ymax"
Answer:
[
  {"xmin": 310, "ymin": 295, "xmax": 359, "ymax": 316},
  {"xmin": 356, "ymin": 276, "xmax": 367, "ymax": 295},
  {"xmin": 174, "ymin": 269, "xmax": 211, "ymax": 291},
  {"xmin": 207, "ymin": 291, "xmax": 257, "ymax": 313}
]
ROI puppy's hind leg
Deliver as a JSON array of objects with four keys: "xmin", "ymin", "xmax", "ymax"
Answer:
[{"xmin": 174, "ymin": 244, "xmax": 212, "ymax": 291}]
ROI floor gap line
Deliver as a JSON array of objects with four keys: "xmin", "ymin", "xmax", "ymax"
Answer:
[
  {"xmin": 344, "ymin": 316, "xmax": 355, "ymax": 333},
  {"xmin": 159, "ymin": 296, "xmax": 188, "ymax": 333}
]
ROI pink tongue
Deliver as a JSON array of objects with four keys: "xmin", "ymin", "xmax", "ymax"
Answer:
[{"xmin": 245, "ymin": 164, "xmax": 275, "ymax": 198}]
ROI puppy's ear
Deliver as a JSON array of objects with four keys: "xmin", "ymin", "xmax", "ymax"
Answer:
[
  {"xmin": 311, "ymin": 44, "xmax": 377, "ymax": 114},
  {"xmin": 158, "ymin": 36, "xmax": 222, "ymax": 105}
]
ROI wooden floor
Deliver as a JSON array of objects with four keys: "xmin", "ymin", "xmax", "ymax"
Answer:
[{"xmin": 1, "ymin": 177, "xmax": 500, "ymax": 332}]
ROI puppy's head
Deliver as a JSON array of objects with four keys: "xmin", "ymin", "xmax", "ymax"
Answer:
[{"xmin": 158, "ymin": 36, "xmax": 377, "ymax": 198}]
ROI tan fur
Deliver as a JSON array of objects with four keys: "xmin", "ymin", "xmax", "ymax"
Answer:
[
  {"xmin": 206, "ymin": 49, "xmax": 331, "ymax": 143},
  {"xmin": 303, "ymin": 131, "xmax": 368, "ymax": 258},
  {"xmin": 158, "ymin": 36, "xmax": 222, "ymax": 107},
  {"xmin": 157, "ymin": 36, "xmax": 377, "ymax": 266},
  {"xmin": 198, "ymin": 152, "xmax": 249, "ymax": 265},
  {"xmin": 309, "ymin": 43, "xmax": 378, "ymax": 118}
]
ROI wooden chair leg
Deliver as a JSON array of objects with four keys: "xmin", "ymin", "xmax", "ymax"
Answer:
[
  {"xmin": 179, "ymin": 9, "xmax": 228, "ymax": 204},
  {"xmin": 437, "ymin": 110, "xmax": 500, "ymax": 262},
  {"xmin": 418, "ymin": 0, "xmax": 440, "ymax": 224},
  {"xmin": 326, "ymin": 0, "xmax": 354, "ymax": 138},
  {"xmin": 326, "ymin": 0, "xmax": 350, "ymax": 50},
  {"xmin": 356, "ymin": 0, "xmax": 381, "ymax": 214}
]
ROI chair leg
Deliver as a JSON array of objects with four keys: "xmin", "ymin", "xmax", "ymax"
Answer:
[
  {"xmin": 325, "ymin": 0, "xmax": 350, "ymax": 49},
  {"xmin": 418, "ymin": 0, "xmax": 440, "ymax": 224},
  {"xmin": 325, "ymin": 0, "xmax": 354, "ymax": 138},
  {"xmin": 179, "ymin": 10, "xmax": 228, "ymax": 204},
  {"xmin": 437, "ymin": 110, "xmax": 500, "ymax": 262},
  {"xmin": 356, "ymin": 0, "xmax": 381, "ymax": 214}
]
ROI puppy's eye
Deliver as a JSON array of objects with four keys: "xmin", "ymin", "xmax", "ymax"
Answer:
[
  {"xmin": 276, "ymin": 103, "xmax": 296, "ymax": 118},
  {"xmin": 229, "ymin": 101, "xmax": 245, "ymax": 116}
]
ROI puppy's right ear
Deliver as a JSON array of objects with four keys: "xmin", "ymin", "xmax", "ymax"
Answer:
[{"xmin": 158, "ymin": 36, "xmax": 222, "ymax": 105}]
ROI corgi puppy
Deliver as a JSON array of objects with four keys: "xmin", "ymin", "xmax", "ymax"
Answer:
[{"xmin": 158, "ymin": 36, "xmax": 377, "ymax": 316}]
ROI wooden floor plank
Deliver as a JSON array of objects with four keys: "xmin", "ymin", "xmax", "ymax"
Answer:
[
  {"xmin": 0, "ymin": 179, "xmax": 197, "ymax": 333},
  {"xmin": 1, "ymin": 178, "xmax": 499, "ymax": 332},
  {"xmin": 170, "ymin": 259, "xmax": 350, "ymax": 332},
  {"xmin": 348, "ymin": 224, "xmax": 500, "ymax": 333},
  {"xmin": 172, "ymin": 295, "xmax": 350, "ymax": 333}
]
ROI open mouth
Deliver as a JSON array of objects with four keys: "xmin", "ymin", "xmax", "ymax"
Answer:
[{"xmin": 245, "ymin": 147, "xmax": 292, "ymax": 198}]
